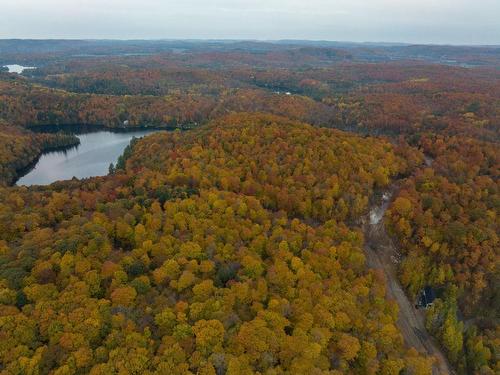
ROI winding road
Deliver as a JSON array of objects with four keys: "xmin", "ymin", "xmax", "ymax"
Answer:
[{"xmin": 362, "ymin": 189, "xmax": 455, "ymax": 375}]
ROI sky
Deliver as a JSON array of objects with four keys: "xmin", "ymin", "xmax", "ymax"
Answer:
[{"xmin": 1, "ymin": 0, "xmax": 499, "ymax": 45}]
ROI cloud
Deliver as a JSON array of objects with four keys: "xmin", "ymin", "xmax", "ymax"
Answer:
[{"xmin": 0, "ymin": 0, "xmax": 498, "ymax": 44}]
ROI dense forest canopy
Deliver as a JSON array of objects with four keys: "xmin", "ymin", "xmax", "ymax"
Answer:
[
  {"xmin": 0, "ymin": 40, "xmax": 498, "ymax": 375},
  {"xmin": 0, "ymin": 115, "xmax": 432, "ymax": 374}
]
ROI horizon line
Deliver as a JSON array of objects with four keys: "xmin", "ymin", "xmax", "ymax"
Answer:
[{"xmin": 0, "ymin": 38, "xmax": 499, "ymax": 48}]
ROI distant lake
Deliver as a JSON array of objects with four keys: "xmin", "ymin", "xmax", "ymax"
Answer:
[
  {"xmin": 17, "ymin": 126, "xmax": 159, "ymax": 186},
  {"xmin": 3, "ymin": 64, "xmax": 36, "ymax": 74}
]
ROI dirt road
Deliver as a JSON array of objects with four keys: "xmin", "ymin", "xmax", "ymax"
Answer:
[{"xmin": 362, "ymin": 190, "xmax": 455, "ymax": 375}]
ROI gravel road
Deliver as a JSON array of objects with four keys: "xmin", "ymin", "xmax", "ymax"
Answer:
[{"xmin": 362, "ymin": 190, "xmax": 455, "ymax": 375}]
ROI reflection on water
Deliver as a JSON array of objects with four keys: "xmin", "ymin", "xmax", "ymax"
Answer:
[
  {"xmin": 17, "ymin": 128, "xmax": 159, "ymax": 186},
  {"xmin": 3, "ymin": 64, "xmax": 36, "ymax": 74}
]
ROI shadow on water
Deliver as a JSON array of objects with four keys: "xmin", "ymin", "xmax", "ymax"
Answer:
[
  {"xmin": 27, "ymin": 124, "xmax": 164, "ymax": 134},
  {"xmin": 17, "ymin": 125, "xmax": 162, "ymax": 186}
]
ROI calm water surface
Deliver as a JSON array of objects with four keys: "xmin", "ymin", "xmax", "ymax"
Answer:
[
  {"xmin": 3, "ymin": 64, "xmax": 36, "ymax": 74},
  {"xmin": 17, "ymin": 128, "xmax": 158, "ymax": 186}
]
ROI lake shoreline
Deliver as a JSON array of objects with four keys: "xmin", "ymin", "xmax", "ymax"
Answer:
[
  {"xmin": 15, "ymin": 126, "xmax": 162, "ymax": 186},
  {"xmin": 26, "ymin": 123, "xmax": 194, "ymax": 134},
  {"xmin": 11, "ymin": 142, "xmax": 81, "ymax": 187}
]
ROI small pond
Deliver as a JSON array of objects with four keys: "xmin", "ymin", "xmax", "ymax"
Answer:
[
  {"xmin": 3, "ymin": 64, "xmax": 36, "ymax": 74},
  {"xmin": 16, "ymin": 125, "xmax": 160, "ymax": 186}
]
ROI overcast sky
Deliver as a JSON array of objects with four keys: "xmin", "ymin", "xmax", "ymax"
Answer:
[{"xmin": 1, "ymin": 0, "xmax": 498, "ymax": 45}]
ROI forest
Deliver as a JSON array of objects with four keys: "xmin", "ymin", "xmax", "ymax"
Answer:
[{"xmin": 0, "ymin": 40, "xmax": 498, "ymax": 375}]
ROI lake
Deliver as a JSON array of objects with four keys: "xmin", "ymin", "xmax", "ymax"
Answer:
[
  {"xmin": 17, "ymin": 127, "xmax": 159, "ymax": 186},
  {"xmin": 3, "ymin": 64, "xmax": 36, "ymax": 74}
]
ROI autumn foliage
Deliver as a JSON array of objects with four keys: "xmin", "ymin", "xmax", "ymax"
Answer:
[
  {"xmin": 0, "ymin": 44, "xmax": 498, "ymax": 374},
  {"xmin": 0, "ymin": 114, "xmax": 432, "ymax": 374}
]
